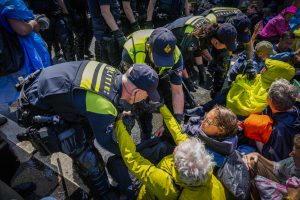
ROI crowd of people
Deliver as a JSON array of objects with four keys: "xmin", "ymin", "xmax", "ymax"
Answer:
[{"xmin": 0, "ymin": 0, "xmax": 300, "ymax": 199}]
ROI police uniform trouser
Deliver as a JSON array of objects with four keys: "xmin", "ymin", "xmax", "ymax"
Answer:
[
  {"xmin": 40, "ymin": 15, "xmax": 75, "ymax": 61},
  {"xmin": 95, "ymin": 38, "xmax": 122, "ymax": 69},
  {"xmin": 71, "ymin": 10, "xmax": 93, "ymax": 60},
  {"xmin": 57, "ymin": 126, "xmax": 110, "ymax": 199}
]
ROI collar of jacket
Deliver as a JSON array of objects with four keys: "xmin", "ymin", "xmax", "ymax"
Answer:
[{"xmin": 184, "ymin": 123, "xmax": 238, "ymax": 155}]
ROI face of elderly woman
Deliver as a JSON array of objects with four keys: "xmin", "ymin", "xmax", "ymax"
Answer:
[{"xmin": 200, "ymin": 110, "xmax": 225, "ymax": 137}]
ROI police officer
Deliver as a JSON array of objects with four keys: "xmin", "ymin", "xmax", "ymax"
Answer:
[
  {"xmin": 87, "ymin": 0, "xmax": 125, "ymax": 67},
  {"xmin": 121, "ymin": 27, "xmax": 184, "ymax": 140},
  {"xmin": 201, "ymin": 7, "xmax": 257, "ymax": 82},
  {"xmin": 165, "ymin": 16, "xmax": 237, "ymax": 90},
  {"xmin": 62, "ymin": 0, "xmax": 94, "ymax": 60},
  {"xmin": 145, "ymin": 0, "xmax": 191, "ymax": 28},
  {"xmin": 25, "ymin": 0, "xmax": 75, "ymax": 61},
  {"xmin": 16, "ymin": 61, "xmax": 160, "ymax": 199}
]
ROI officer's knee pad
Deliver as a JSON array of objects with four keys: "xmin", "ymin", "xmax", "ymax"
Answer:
[
  {"xmin": 76, "ymin": 146, "xmax": 105, "ymax": 173},
  {"xmin": 58, "ymin": 127, "xmax": 86, "ymax": 157}
]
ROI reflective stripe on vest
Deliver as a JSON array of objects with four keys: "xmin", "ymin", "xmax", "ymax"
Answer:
[
  {"xmin": 124, "ymin": 29, "xmax": 181, "ymax": 74},
  {"xmin": 75, "ymin": 61, "xmax": 121, "ymax": 101},
  {"xmin": 205, "ymin": 7, "xmax": 241, "ymax": 23},
  {"xmin": 185, "ymin": 16, "xmax": 210, "ymax": 31}
]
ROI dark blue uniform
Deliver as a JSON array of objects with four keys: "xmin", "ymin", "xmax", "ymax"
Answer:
[
  {"xmin": 87, "ymin": 0, "xmax": 123, "ymax": 67},
  {"xmin": 26, "ymin": 0, "xmax": 75, "ymax": 61}
]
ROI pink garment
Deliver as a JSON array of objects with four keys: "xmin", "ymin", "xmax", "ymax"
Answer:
[
  {"xmin": 255, "ymin": 175, "xmax": 300, "ymax": 200},
  {"xmin": 259, "ymin": 6, "xmax": 297, "ymax": 38}
]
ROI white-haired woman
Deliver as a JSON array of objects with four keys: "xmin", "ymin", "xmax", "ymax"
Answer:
[{"xmin": 114, "ymin": 104, "xmax": 225, "ymax": 200}]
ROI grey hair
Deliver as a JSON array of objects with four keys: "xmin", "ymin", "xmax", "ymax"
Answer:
[
  {"xmin": 268, "ymin": 79, "xmax": 297, "ymax": 111},
  {"xmin": 174, "ymin": 137, "xmax": 215, "ymax": 185}
]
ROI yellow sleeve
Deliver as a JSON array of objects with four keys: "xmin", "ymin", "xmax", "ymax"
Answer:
[
  {"xmin": 159, "ymin": 105, "xmax": 189, "ymax": 145},
  {"xmin": 115, "ymin": 120, "xmax": 179, "ymax": 199}
]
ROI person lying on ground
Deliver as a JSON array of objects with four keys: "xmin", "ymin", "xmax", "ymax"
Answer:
[{"xmin": 113, "ymin": 104, "xmax": 226, "ymax": 199}]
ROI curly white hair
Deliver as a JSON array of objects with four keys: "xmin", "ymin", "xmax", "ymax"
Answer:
[{"xmin": 174, "ymin": 137, "xmax": 215, "ymax": 185}]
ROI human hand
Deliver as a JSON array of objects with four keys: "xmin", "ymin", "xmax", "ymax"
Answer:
[
  {"xmin": 242, "ymin": 152, "xmax": 258, "ymax": 170},
  {"xmin": 154, "ymin": 125, "xmax": 165, "ymax": 137},
  {"xmin": 29, "ymin": 20, "xmax": 40, "ymax": 32}
]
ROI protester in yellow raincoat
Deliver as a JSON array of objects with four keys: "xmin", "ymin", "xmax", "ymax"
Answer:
[{"xmin": 114, "ymin": 105, "xmax": 226, "ymax": 200}]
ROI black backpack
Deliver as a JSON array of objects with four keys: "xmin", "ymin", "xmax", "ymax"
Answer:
[{"xmin": 0, "ymin": 27, "xmax": 24, "ymax": 76}]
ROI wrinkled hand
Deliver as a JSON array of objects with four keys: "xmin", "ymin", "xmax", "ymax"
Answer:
[
  {"xmin": 29, "ymin": 20, "xmax": 40, "ymax": 32},
  {"xmin": 287, "ymin": 186, "xmax": 300, "ymax": 200},
  {"xmin": 154, "ymin": 125, "xmax": 165, "ymax": 137},
  {"xmin": 242, "ymin": 153, "xmax": 258, "ymax": 170},
  {"xmin": 117, "ymin": 111, "xmax": 132, "ymax": 120}
]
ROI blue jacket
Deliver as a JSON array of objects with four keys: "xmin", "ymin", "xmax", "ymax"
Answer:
[{"xmin": 262, "ymin": 104, "xmax": 300, "ymax": 161}]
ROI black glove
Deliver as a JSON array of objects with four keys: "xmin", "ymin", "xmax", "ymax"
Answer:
[
  {"xmin": 245, "ymin": 60, "xmax": 257, "ymax": 80},
  {"xmin": 183, "ymin": 78, "xmax": 197, "ymax": 92},
  {"xmin": 112, "ymin": 29, "xmax": 126, "ymax": 49},
  {"xmin": 130, "ymin": 21, "xmax": 140, "ymax": 32},
  {"xmin": 143, "ymin": 100, "xmax": 164, "ymax": 113},
  {"xmin": 174, "ymin": 113, "xmax": 184, "ymax": 125},
  {"xmin": 143, "ymin": 20, "xmax": 154, "ymax": 29}
]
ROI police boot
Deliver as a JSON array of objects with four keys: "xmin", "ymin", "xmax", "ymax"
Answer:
[
  {"xmin": 197, "ymin": 64, "xmax": 207, "ymax": 87},
  {"xmin": 75, "ymin": 146, "xmax": 111, "ymax": 200},
  {"xmin": 74, "ymin": 32, "xmax": 85, "ymax": 61},
  {"xmin": 95, "ymin": 40, "xmax": 101, "ymax": 62},
  {"xmin": 61, "ymin": 37, "xmax": 75, "ymax": 61},
  {"xmin": 84, "ymin": 30, "xmax": 94, "ymax": 59}
]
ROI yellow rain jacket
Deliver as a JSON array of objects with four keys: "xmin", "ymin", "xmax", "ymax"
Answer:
[
  {"xmin": 226, "ymin": 59, "xmax": 295, "ymax": 116},
  {"xmin": 115, "ymin": 105, "xmax": 226, "ymax": 200}
]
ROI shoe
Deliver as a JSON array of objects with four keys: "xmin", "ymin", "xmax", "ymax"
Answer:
[
  {"xmin": 185, "ymin": 106, "xmax": 205, "ymax": 117},
  {"xmin": 0, "ymin": 116, "xmax": 7, "ymax": 126}
]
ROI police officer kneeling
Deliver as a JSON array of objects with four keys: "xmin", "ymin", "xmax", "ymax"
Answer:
[{"xmin": 16, "ymin": 61, "xmax": 160, "ymax": 199}]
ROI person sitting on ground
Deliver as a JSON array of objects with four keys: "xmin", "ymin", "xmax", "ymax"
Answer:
[
  {"xmin": 186, "ymin": 48, "xmax": 299, "ymax": 118},
  {"xmin": 274, "ymin": 31, "xmax": 296, "ymax": 53},
  {"xmin": 227, "ymin": 40, "xmax": 276, "ymax": 84},
  {"xmin": 182, "ymin": 105, "xmax": 239, "ymax": 167},
  {"xmin": 113, "ymin": 104, "xmax": 226, "ymax": 199},
  {"xmin": 242, "ymin": 134, "xmax": 300, "ymax": 200},
  {"xmin": 257, "ymin": 6, "xmax": 297, "ymax": 44},
  {"xmin": 259, "ymin": 79, "xmax": 300, "ymax": 161}
]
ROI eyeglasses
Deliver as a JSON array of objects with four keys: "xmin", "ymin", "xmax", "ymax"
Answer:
[{"xmin": 202, "ymin": 113, "xmax": 218, "ymax": 126}]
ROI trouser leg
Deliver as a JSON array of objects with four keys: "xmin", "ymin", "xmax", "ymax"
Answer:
[
  {"xmin": 58, "ymin": 127, "xmax": 110, "ymax": 199},
  {"xmin": 74, "ymin": 31, "xmax": 85, "ymax": 60},
  {"xmin": 55, "ymin": 17, "xmax": 75, "ymax": 61}
]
